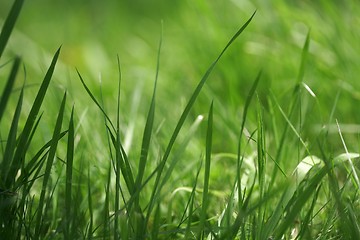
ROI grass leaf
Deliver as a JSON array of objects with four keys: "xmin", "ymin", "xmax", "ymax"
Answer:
[
  {"xmin": 0, "ymin": 0, "xmax": 24, "ymax": 58},
  {"xmin": 0, "ymin": 56, "xmax": 20, "ymax": 122},
  {"xmin": 198, "ymin": 101, "xmax": 213, "ymax": 238},
  {"xmin": 64, "ymin": 106, "xmax": 75, "ymax": 239}
]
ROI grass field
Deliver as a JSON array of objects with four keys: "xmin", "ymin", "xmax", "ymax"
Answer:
[{"xmin": 1, "ymin": 0, "xmax": 360, "ymax": 239}]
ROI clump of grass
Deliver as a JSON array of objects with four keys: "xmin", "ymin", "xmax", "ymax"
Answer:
[{"xmin": 1, "ymin": 1, "xmax": 360, "ymax": 239}]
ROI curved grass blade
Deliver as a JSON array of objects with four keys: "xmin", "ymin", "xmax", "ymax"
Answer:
[
  {"xmin": 144, "ymin": 11, "xmax": 256, "ymax": 230},
  {"xmin": 34, "ymin": 92, "xmax": 67, "ymax": 239},
  {"xmin": 0, "ymin": 56, "xmax": 20, "ymax": 122},
  {"xmin": 77, "ymin": 70, "xmax": 115, "ymax": 133},
  {"xmin": 0, "ymin": 0, "xmax": 24, "ymax": 58},
  {"xmin": 7, "ymin": 47, "xmax": 61, "ymax": 188}
]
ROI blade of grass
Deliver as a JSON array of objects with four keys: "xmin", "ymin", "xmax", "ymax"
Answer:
[
  {"xmin": 185, "ymin": 161, "xmax": 202, "ymax": 239},
  {"xmin": 1, "ymin": 87, "xmax": 23, "ymax": 185},
  {"xmin": 236, "ymin": 71, "xmax": 261, "ymax": 210},
  {"xmin": 198, "ymin": 101, "xmax": 213, "ymax": 239},
  {"xmin": 87, "ymin": 165, "xmax": 93, "ymax": 240},
  {"xmin": 133, "ymin": 23, "xmax": 162, "ymax": 238},
  {"xmin": 336, "ymin": 119, "xmax": 360, "ymax": 188},
  {"xmin": 34, "ymin": 92, "xmax": 67, "ymax": 239},
  {"xmin": 0, "ymin": 56, "xmax": 20, "ymax": 122},
  {"xmin": 7, "ymin": 47, "xmax": 61, "ymax": 188},
  {"xmin": 296, "ymin": 30, "xmax": 310, "ymax": 84},
  {"xmin": 134, "ymin": 21, "xmax": 162, "ymax": 204},
  {"xmin": 144, "ymin": 11, "xmax": 256, "ymax": 231},
  {"xmin": 77, "ymin": 70, "xmax": 115, "ymax": 133},
  {"xmin": 64, "ymin": 106, "xmax": 74, "ymax": 239},
  {"xmin": 0, "ymin": 0, "xmax": 24, "ymax": 58}
]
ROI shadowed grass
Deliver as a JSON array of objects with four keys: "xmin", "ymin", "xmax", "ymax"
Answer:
[{"xmin": 34, "ymin": 92, "xmax": 67, "ymax": 239}]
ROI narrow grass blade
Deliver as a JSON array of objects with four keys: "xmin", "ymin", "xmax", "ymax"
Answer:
[
  {"xmin": 64, "ymin": 106, "xmax": 75, "ymax": 239},
  {"xmin": 198, "ymin": 101, "xmax": 213, "ymax": 239},
  {"xmin": 185, "ymin": 162, "xmax": 202, "ymax": 239},
  {"xmin": 77, "ymin": 70, "xmax": 115, "ymax": 132},
  {"xmin": 87, "ymin": 165, "xmax": 93, "ymax": 240},
  {"xmin": 271, "ymin": 93, "xmax": 310, "ymax": 155},
  {"xmin": 336, "ymin": 119, "xmax": 360, "ymax": 188},
  {"xmin": 135, "ymin": 23, "xmax": 161, "ymax": 198},
  {"xmin": 236, "ymin": 71, "xmax": 261, "ymax": 209},
  {"xmin": 151, "ymin": 202, "xmax": 161, "ymax": 239},
  {"xmin": 134, "ymin": 24, "xmax": 162, "ymax": 238},
  {"xmin": 103, "ymin": 164, "xmax": 111, "ymax": 239},
  {"xmin": 1, "ymin": 88, "xmax": 23, "ymax": 184},
  {"xmin": 0, "ymin": 56, "xmax": 20, "ymax": 122},
  {"xmin": 113, "ymin": 54, "xmax": 122, "ymax": 240},
  {"xmin": 144, "ymin": 11, "xmax": 256, "ymax": 230},
  {"xmin": 34, "ymin": 92, "xmax": 67, "ymax": 239},
  {"xmin": 0, "ymin": 0, "xmax": 24, "ymax": 58},
  {"xmin": 296, "ymin": 30, "xmax": 310, "ymax": 84},
  {"xmin": 7, "ymin": 47, "xmax": 61, "ymax": 188}
]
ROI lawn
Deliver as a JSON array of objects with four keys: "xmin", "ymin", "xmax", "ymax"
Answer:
[{"xmin": 1, "ymin": 0, "xmax": 360, "ymax": 239}]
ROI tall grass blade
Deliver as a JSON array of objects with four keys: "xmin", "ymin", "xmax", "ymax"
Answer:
[
  {"xmin": 87, "ymin": 165, "xmax": 93, "ymax": 240},
  {"xmin": 134, "ymin": 23, "xmax": 162, "ymax": 238},
  {"xmin": 7, "ymin": 47, "xmax": 61, "ymax": 188},
  {"xmin": 198, "ymin": 101, "xmax": 213, "ymax": 239},
  {"xmin": 64, "ymin": 106, "xmax": 74, "ymax": 239},
  {"xmin": 185, "ymin": 162, "xmax": 202, "ymax": 239},
  {"xmin": 236, "ymin": 71, "xmax": 261, "ymax": 209},
  {"xmin": 144, "ymin": 11, "xmax": 256, "ymax": 230},
  {"xmin": 135, "ymin": 22, "xmax": 161, "ymax": 201},
  {"xmin": 0, "ymin": 56, "xmax": 20, "ymax": 122},
  {"xmin": 1, "ymin": 88, "xmax": 23, "ymax": 185},
  {"xmin": 0, "ymin": 0, "xmax": 24, "ymax": 58},
  {"xmin": 34, "ymin": 92, "xmax": 67, "ymax": 239}
]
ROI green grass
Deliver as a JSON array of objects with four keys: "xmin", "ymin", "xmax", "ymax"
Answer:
[{"xmin": 1, "ymin": 0, "xmax": 360, "ymax": 239}]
